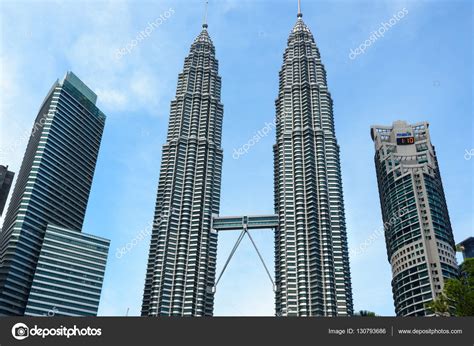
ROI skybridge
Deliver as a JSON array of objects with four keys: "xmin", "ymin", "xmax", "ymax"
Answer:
[
  {"xmin": 211, "ymin": 214, "xmax": 278, "ymax": 231},
  {"xmin": 211, "ymin": 214, "xmax": 279, "ymax": 293}
]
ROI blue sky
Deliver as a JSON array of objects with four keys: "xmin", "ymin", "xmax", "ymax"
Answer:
[{"xmin": 0, "ymin": 0, "xmax": 472, "ymax": 316}]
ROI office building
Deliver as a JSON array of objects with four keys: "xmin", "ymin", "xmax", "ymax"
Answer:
[
  {"xmin": 457, "ymin": 237, "xmax": 474, "ymax": 260},
  {"xmin": 24, "ymin": 225, "xmax": 109, "ymax": 316},
  {"xmin": 142, "ymin": 2, "xmax": 355, "ymax": 317},
  {"xmin": 0, "ymin": 72, "xmax": 109, "ymax": 316},
  {"xmin": 0, "ymin": 165, "xmax": 14, "ymax": 216},
  {"xmin": 371, "ymin": 120, "xmax": 458, "ymax": 316},
  {"xmin": 272, "ymin": 6, "xmax": 353, "ymax": 316},
  {"xmin": 142, "ymin": 20, "xmax": 223, "ymax": 316}
]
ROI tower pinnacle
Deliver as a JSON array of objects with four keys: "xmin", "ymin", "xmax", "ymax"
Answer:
[
  {"xmin": 142, "ymin": 0, "xmax": 223, "ymax": 317},
  {"xmin": 203, "ymin": 0, "xmax": 209, "ymax": 28},
  {"xmin": 297, "ymin": 0, "xmax": 302, "ymax": 18}
]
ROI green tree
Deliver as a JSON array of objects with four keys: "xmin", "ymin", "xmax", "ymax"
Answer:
[
  {"xmin": 356, "ymin": 310, "xmax": 376, "ymax": 316},
  {"xmin": 425, "ymin": 293, "xmax": 451, "ymax": 317},
  {"xmin": 426, "ymin": 258, "xmax": 474, "ymax": 316}
]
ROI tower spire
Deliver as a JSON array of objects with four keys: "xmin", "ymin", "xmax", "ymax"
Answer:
[
  {"xmin": 203, "ymin": 0, "xmax": 209, "ymax": 28},
  {"xmin": 297, "ymin": 0, "xmax": 303, "ymax": 18}
]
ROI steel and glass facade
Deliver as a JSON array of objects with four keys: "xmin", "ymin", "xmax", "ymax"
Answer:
[
  {"xmin": 142, "ymin": 24, "xmax": 223, "ymax": 316},
  {"xmin": 457, "ymin": 237, "xmax": 474, "ymax": 260},
  {"xmin": 273, "ymin": 12, "xmax": 353, "ymax": 316},
  {"xmin": 24, "ymin": 224, "xmax": 109, "ymax": 316},
  {"xmin": 0, "ymin": 72, "xmax": 108, "ymax": 315},
  {"xmin": 371, "ymin": 120, "xmax": 458, "ymax": 316},
  {"xmin": 0, "ymin": 165, "xmax": 14, "ymax": 216},
  {"xmin": 212, "ymin": 215, "xmax": 279, "ymax": 231}
]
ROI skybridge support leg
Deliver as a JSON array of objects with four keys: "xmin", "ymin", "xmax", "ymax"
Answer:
[{"xmin": 213, "ymin": 227, "xmax": 276, "ymax": 293}]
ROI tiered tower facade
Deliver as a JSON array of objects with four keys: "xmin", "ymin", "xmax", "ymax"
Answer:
[
  {"xmin": 273, "ymin": 11, "xmax": 353, "ymax": 316},
  {"xmin": 142, "ymin": 23, "xmax": 224, "ymax": 316}
]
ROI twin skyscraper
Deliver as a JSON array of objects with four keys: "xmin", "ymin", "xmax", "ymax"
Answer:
[
  {"xmin": 141, "ymin": 3, "xmax": 458, "ymax": 317},
  {"xmin": 141, "ymin": 5, "xmax": 353, "ymax": 316},
  {"xmin": 0, "ymin": 2, "xmax": 458, "ymax": 317}
]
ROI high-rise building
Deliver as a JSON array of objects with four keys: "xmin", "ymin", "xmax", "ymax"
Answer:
[
  {"xmin": 457, "ymin": 237, "xmax": 474, "ymax": 260},
  {"xmin": 0, "ymin": 71, "xmax": 109, "ymax": 316},
  {"xmin": 0, "ymin": 165, "xmax": 14, "ymax": 216},
  {"xmin": 142, "ymin": 21, "xmax": 223, "ymax": 316},
  {"xmin": 24, "ymin": 225, "xmax": 109, "ymax": 316},
  {"xmin": 142, "ymin": 3, "xmax": 355, "ymax": 317},
  {"xmin": 371, "ymin": 120, "xmax": 458, "ymax": 316},
  {"xmin": 273, "ymin": 6, "xmax": 353, "ymax": 316}
]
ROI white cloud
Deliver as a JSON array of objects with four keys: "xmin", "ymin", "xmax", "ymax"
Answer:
[
  {"xmin": 58, "ymin": 1, "xmax": 174, "ymax": 116},
  {"xmin": 131, "ymin": 72, "xmax": 156, "ymax": 103},
  {"xmin": 0, "ymin": 53, "xmax": 32, "ymax": 227},
  {"xmin": 0, "ymin": 55, "xmax": 20, "ymax": 125},
  {"xmin": 95, "ymin": 88, "xmax": 129, "ymax": 111}
]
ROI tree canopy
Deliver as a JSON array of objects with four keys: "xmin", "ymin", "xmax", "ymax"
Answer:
[{"xmin": 426, "ymin": 258, "xmax": 474, "ymax": 316}]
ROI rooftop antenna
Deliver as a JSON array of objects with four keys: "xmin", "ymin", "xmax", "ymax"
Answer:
[
  {"xmin": 203, "ymin": 0, "xmax": 209, "ymax": 28},
  {"xmin": 297, "ymin": 0, "xmax": 303, "ymax": 18}
]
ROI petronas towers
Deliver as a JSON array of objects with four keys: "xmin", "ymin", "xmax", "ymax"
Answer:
[
  {"xmin": 274, "ymin": 12, "xmax": 352, "ymax": 316},
  {"xmin": 142, "ymin": 5, "xmax": 353, "ymax": 316},
  {"xmin": 142, "ymin": 23, "xmax": 222, "ymax": 316}
]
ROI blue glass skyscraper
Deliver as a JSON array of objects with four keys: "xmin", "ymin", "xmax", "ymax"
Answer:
[{"xmin": 0, "ymin": 72, "xmax": 109, "ymax": 316}]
